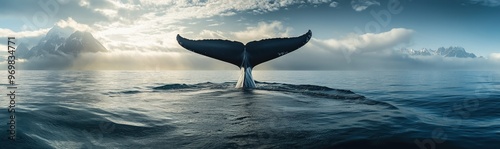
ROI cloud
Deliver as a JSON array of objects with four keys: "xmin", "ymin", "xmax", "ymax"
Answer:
[
  {"xmin": 93, "ymin": 8, "xmax": 118, "ymax": 19},
  {"xmin": 199, "ymin": 30, "xmax": 227, "ymax": 39},
  {"xmin": 314, "ymin": 28, "xmax": 414, "ymax": 54},
  {"xmin": 351, "ymin": 0, "xmax": 380, "ymax": 11},
  {"xmin": 330, "ymin": 1, "xmax": 339, "ymax": 7},
  {"xmin": 86, "ymin": 1, "xmax": 310, "ymax": 53},
  {"xmin": 307, "ymin": 0, "xmax": 333, "ymax": 4},
  {"xmin": 262, "ymin": 46, "xmax": 500, "ymax": 71},
  {"xmin": 257, "ymin": 27, "xmax": 499, "ymax": 70},
  {"xmin": 92, "ymin": 15, "xmax": 188, "ymax": 52},
  {"xmin": 469, "ymin": 0, "xmax": 500, "ymax": 7},
  {"xmin": 0, "ymin": 28, "xmax": 50, "ymax": 38},
  {"xmin": 139, "ymin": 0, "xmax": 298, "ymax": 17},
  {"xmin": 0, "ymin": 0, "xmax": 110, "ymax": 29},
  {"xmin": 0, "ymin": 28, "xmax": 50, "ymax": 49},
  {"xmin": 56, "ymin": 17, "xmax": 92, "ymax": 32},
  {"xmin": 208, "ymin": 22, "xmax": 225, "ymax": 27},
  {"xmin": 231, "ymin": 21, "xmax": 292, "ymax": 43},
  {"xmin": 0, "ymin": 18, "xmax": 89, "ymax": 48},
  {"xmin": 490, "ymin": 53, "xmax": 500, "ymax": 61},
  {"xmin": 257, "ymin": 28, "xmax": 415, "ymax": 70},
  {"xmin": 2, "ymin": 0, "xmax": 338, "ymax": 54}
]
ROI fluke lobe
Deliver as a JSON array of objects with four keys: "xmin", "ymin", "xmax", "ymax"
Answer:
[{"xmin": 176, "ymin": 30, "xmax": 312, "ymax": 89}]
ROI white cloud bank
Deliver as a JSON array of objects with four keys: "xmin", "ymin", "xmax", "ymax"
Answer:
[
  {"xmin": 257, "ymin": 27, "xmax": 500, "ymax": 70},
  {"xmin": 314, "ymin": 28, "xmax": 413, "ymax": 53}
]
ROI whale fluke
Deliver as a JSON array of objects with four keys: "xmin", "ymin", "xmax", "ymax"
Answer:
[{"xmin": 176, "ymin": 30, "xmax": 312, "ymax": 88}]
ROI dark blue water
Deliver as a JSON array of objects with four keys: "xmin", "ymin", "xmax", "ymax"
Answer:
[{"xmin": 1, "ymin": 70, "xmax": 499, "ymax": 148}]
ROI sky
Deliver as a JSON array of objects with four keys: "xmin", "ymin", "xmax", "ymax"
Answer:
[{"xmin": 0, "ymin": 0, "xmax": 499, "ymax": 70}]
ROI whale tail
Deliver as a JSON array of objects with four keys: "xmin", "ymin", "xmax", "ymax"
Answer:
[{"xmin": 176, "ymin": 30, "xmax": 312, "ymax": 88}]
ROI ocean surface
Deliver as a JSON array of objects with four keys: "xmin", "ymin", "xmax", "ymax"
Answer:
[{"xmin": 1, "ymin": 70, "xmax": 499, "ymax": 149}]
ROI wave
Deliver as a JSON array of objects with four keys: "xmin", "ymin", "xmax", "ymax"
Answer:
[
  {"xmin": 107, "ymin": 81, "xmax": 398, "ymax": 109},
  {"xmin": 4, "ymin": 104, "xmax": 176, "ymax": 148}
]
